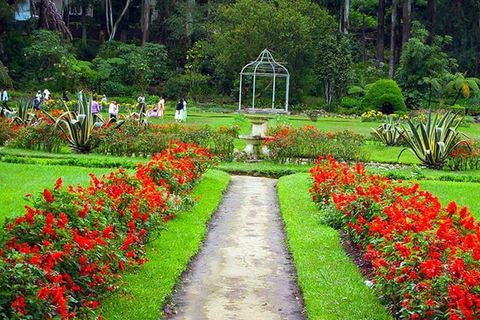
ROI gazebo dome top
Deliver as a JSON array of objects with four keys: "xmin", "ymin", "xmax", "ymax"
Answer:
[{"xmin": 240, "ymin": 49, "xmax": 289, "ymax": 77}]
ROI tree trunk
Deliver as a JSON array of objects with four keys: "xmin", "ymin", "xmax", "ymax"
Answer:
[
  {"xmin": 81, "ymin": 6, "xmax": 87, "ymax": 43},
  {"xmin": 185, "ymin": 0, "xmax": 195, "ymax": 47},
  {"xmin": 475, "ymin": 57, "xmax": 479, "ymax": 78},
  {"xmin": 141, "ymin": 0, "xmax": 150, "ymax": 45},
  {"xmin": 344, "ymin": 0, "xmax": 350, "ymax": 34},
  {"xmin": 388, "ymin": 0, "xmax": 398, "ymax": 79},
  {"xmin": 376, "ymin": 0, "xmax": 385, "ymax": 68},
  {"xmin": 426, "ymin": 0, "xmax": 437, "ymax": 43},
  {"xmin": 62, "ymin": 0, "xmax": 70, "ymax": 27},
  {"xmin": 339, "ymin": 6, "xmax": 343, "ymax": 33},
  {"xmin": 362, "ymin": 15, "xmax": 367, "ymax": 63},
  {"xmin": 402, "ymin": 0, "xmax": 411, "ymax": 43},
  {"xmin": 107, "ymin": 0, "xmax": 132, "ymax": 41}
]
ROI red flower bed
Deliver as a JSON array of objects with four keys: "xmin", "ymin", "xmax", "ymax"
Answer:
[
  {"xmin": 0, "ymin": 142, "xmax": 215, "ymax": 319},
  {"xmin": 310, "ymin": 155, "xmax": 480, "ymax": 319}
]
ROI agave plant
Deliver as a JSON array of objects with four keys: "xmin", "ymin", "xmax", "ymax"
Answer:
[
  {"xmin": 12, "ymin": 100, "xmax": 37, "ymax": 125},
  {"xmin": 371, "ymin": 116, "xmax": 402, "ymax": 146},
  {"xmin": 55, "ymin": 92, "xmax": 106, "ymax": 153},
  {"xmin": 398, "ymin": 110, "xmax": 469, "ymax": 169}
]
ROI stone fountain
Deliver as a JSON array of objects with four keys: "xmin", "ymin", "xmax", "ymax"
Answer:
[{"xmin": 238, "ymin": 115, "xmax": 270, "ymax": 160}]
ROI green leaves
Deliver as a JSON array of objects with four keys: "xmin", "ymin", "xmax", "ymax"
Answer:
[
  {"xmin": 398, "ymin": 110, "xmax": 469, "ymax": 169},
  {"xmin": 55, "ymin": 92, "xmax": 106, "ymax": 153},
  {"xmin": 371, "ymin": 116, "xmax": 402, "ymax": 146}
]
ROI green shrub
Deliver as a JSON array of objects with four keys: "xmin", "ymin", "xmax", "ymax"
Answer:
[
  {"xmin": 446, "ymin": 104, "xmax": 466, "ymax": 116},
  {"xmin": 0, "ymin": 118, "xmax": 16, "ymax": 146},
  {"xmin": 362, "ymin": 79, "xmax": 407, "ymax": 114},
  {"xmin": 337, "ymin": 96, "xmax": 364, "ymax": 115}
]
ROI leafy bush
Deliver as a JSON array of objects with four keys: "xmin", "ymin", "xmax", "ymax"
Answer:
[
  {"xmin": 310, "ymin": 156, "xmax": 480, "ymax": 320},
  {"xmin": 0, "ymin": 142, "xmax": 214, "ymax": 319},
  {"xmin": 0, "ymin": 118, "xmax": 16, "ymax": 146},
  {"xmin": 447, "ymin": 139, "xmax": 480, "ymax": 170},
  {"xmin": 362, "ymin": 79, "xmax": 407, "ymax": 114},
  {"xmin": 265, "ymin": 125, "xmax": 366, "ymax": 163},
  {"xmin": 9, "ymin": 121, "xmax": 64, "ymax": 153},
  {"xmin": 91, "ymin": 122, "xmax": 238, "ymax": 161}
]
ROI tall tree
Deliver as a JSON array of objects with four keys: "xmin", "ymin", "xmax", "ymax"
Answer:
[
  {"xmin": 38, "ymin": 0, "xmax": 72, "ymax": 38},
  {"xmin": 376, "ymin": 0, "xmax": 385, "ymax": 68},
  {"xmin": 343, "ymin": 0, "xmax": 350, "ymax": 34},
  {"xmin": 388, "ymin": 0, "xmax": 398, "ymax": 78},
  {"xmin": 426, "ymin": 0, "xmax": 437, "ymax": 42},
  {"xmin": 141, "ymin": 0, "xmax": 151, "ymax": 45},
  {"xmin": 402, "ymin": 0, "xmax": 411, "ymax": 43},
  {"xmin": 105, "ymin": 0, "xmax": 132, "ymax": 41}
]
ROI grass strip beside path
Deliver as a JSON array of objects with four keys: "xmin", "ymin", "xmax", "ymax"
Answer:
[
  {"xmin": 277, "ymin": 173, "xmax": 392, "ymax": 320},
  {"xmin": 98, "ymin": 169, "xmax": 231, "ymax": 320},
  {"xmin": 0, "ymin": 162, "xmax": 116, "ymax": 222}
]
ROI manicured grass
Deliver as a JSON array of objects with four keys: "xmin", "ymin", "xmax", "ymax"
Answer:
[
  {"xmin": 0, "ymin": 162, "xmax": 117, "ymax": 222},
  {"xmin": 362, "ymin": 142, "xmax": 420, "ymax": 164},
  {"xmin": 416, "ymin": 180, "xmax": 480, "ymax": 220},
  {"xmin": 98, "ymin": 170, "xmax": 231, "ymax": 320},
  {"xmin": 277, "ymin": 173, "xmax": 392, "ymax": 320}
]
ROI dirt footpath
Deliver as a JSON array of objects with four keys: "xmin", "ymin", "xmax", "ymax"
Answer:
[{"xmin": 168, "ymin": 176, "xmax": 304, "ymax": 320}]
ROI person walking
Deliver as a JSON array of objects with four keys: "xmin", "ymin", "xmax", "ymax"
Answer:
[
  {"xmin": 157, "ymin": 95, "xmax": 165, "ymax": 119},
  {"xmin": 109, "ymin": 100, "xmax": 118, "ymax": 121},
  {"xmin": 62, "ymin": 91, "xmax": 69, "ymax": 102},
  {"xmin": 137, "ymin": 93, "xmax": 146, "ymax": 114},
  {"xmin": 182, "ymin": 97, "xmax": 187, "ymax": 122},
  {"xmin": 92, "ymin": 97, "xmax": 101, "ymax": 118},
  {"xmin": 2, "ymin": 88, "xmax": 10, "ymax": 111},
  {"xmin": 43, "ymin": 88, "xmax": 51, "ymax": 101},
  {"xmin": 175, "ymin": 98, "xmax": 184, "ymax": 122}
]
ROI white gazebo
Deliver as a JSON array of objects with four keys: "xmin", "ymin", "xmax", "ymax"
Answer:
[{"xmin": 238, "ymin": 49, "xmax": 290, "ymax": 113}]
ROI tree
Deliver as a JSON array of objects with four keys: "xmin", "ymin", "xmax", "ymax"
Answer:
[
  {"xmin": 388, "ymin": 0, "xmax": 398, "ymax": 79},
  {"xmin": 395, "ymin": 24, "xmax": 455, "ymax": 108},
  {"xmin": 376, "ymin": 0, "xmax": 385, "ymax": 68},
  {"xmin": 402, "ymin": 0, "xmax": 411, "ymax": 43},
  {"xmin": 105, "ymin": 0, "xmax": 132, "ymax": 41},
  {"xmin": 38, "ymin": 0, "xmax": 72, "ymax": 38},
  {"xmin": 141, "ymin": 0, "xmax": 152, "ymax": 45},
  {"xmin": 206, "ymin": 0, "xmax": 334, "ymax": 99},
  {"xmin": 445, "ymin": 72, "xmax": 480, "ymax": 105},
  {"xmin": 317, "ymin": 34, "xmax": 352, "ymax": 105}
]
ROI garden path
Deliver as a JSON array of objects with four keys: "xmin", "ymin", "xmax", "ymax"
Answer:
[{"xmin": 167, "ymin": 176, "xmax": 304, "ymax": 320}]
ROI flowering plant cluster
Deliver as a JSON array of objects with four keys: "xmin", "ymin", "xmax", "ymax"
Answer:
[
  {"xmin": 0, "ymin": 117, "xmax": 16, "ymax": 146},
  {"xmin": 92, "ymin": 122, "xmax": 239, "ymax": 161},
  {"xmin": 310, "ymin": 155, "xmax": 480, "ymax": 319},
  {"xmin": 0, "ymin": 142, "xmax": 215, "ymax": 319},
  {"xmin": 447, "ymin": 139, "xmax": 480, "ymax": 171},
  {"xmin": 4, "ymin": 109, "xmax": 66, "ymax": 152},
  {"xmin": 265, "ymin": 125, "xmax": 366, "ymax": 163}
]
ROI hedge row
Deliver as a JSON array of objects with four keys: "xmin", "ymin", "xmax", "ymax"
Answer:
[
  {"xmin": 310, "ymin": 155, "xmax": 480, "ymax": 319},
  {"xmin": 0, "ymin": 142, "xmax": 215, "ymax": 319}
]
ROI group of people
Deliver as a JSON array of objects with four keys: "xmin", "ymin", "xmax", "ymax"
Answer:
[
  {"xmin": 33, "ymin": 89, "xmax": 52, "ymax": 110},
  {"xmin": 1, "ymin": 87, "xmax": 187, "ymax": 123}
]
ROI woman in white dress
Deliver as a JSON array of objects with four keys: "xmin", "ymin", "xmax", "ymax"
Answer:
[{"xmin": 174, "ymin": 98, "xmax": 184, "ymax": 122}]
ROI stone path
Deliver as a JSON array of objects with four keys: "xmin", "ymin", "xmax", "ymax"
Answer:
[{"xmin": 168, "ymin": 176, "xmax": 304, "ymax": 320}]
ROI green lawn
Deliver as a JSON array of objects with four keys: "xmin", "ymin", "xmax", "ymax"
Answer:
[
  {"xmin": 98, "ymin": 170, "xmax": 230, "ymax": 320},
  {"xmin": 0, "ymin": 162, "xmax": 118, "ymax": 222},
  {"xmin": 278, "ymin": 173, "xmax": 392, "ymax": 320},
  {"xmin": 416, "ymin": 180, "xmax": 480, "ymax": 219}
]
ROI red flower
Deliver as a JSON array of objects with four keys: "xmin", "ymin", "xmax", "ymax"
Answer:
[
  {"xmin": 11, "ymin": 295, "xmax": 26, "ymax": 315},
  {"xmin": 43, "ymin": 188, "xmax": 53, "ymax": 203}
]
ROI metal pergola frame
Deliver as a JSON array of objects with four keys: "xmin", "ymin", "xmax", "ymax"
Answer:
[{"xmin": 238, "ymin": 49, "xmax": 290, "ymax": 112}]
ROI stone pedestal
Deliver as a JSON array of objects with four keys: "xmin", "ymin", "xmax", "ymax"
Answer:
[{"xmin": 239, "ymin": 116, "xmax": 270, "ymax": 160}]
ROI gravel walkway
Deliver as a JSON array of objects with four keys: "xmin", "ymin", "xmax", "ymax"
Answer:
[{"xmin": 168, "ymin": 176, "xmax": 304, "ymax": 320}]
